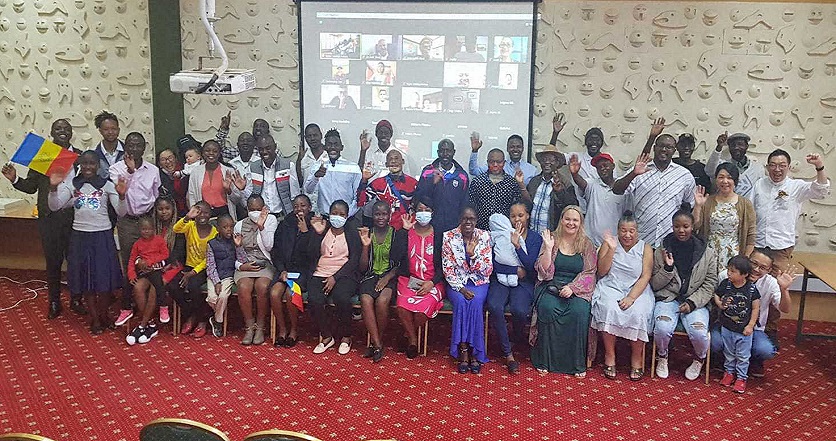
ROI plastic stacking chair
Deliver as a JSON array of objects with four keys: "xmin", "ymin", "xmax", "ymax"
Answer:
[
  {"xmin": 243, "ymin": 430, "xmax": 324, "ymax": 441},
  {"xmin": 0, "ymin": 434, "xmax": 57, "ymax": 441},
  {"xmin": 139, "ymin": 418, "xmax": 230, "ymax": 441}
]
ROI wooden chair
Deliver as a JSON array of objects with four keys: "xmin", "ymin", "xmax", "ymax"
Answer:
[
  {"xmin": 139, "ymin": 418, "xmax": 230, "ymax": 441},
  {"xmin": 650, "ymin": 323, "xmax": 712, "ymax": 385},
  {"xmin": 0, "ymin": 433, "xmax": 57, "ymax": 441},
  {"xmin": 243, "ymin": 429, "xmax": 323, "ymax": 441}
]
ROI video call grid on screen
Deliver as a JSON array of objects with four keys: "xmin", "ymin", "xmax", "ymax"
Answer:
[{"xmin": 300, "ymin": 1, "xmax": 536, "ymax": 165}]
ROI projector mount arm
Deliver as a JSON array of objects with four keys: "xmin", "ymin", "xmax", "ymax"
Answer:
[{"xmin": 193, "ymin": 0, "xmax": 229, "ymax": 94}]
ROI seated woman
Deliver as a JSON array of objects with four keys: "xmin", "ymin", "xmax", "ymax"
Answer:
[
  {"xmin": 358, "ymin": 201, "xmax": 404, "ymax": 363},
  {"xmin": 651, "ymin": 204, "xmax": 718, "ymax": 380},
  {"xmin": 393, "ymin": 198, "xmax": 445, "ymax": 359},
  {"xmin": 530, "ymin": 205, "xmax": 597, "ymax": 377},
  {"xmin": 269, "ymin": 194, "xmax": 314, "ymax": 348},
  {"xmin": 308, "ymin": 199, "xmax": 362, "ymax": 355},
  {"xmin": 187, "ymin": 140, "xmax": 238, "ymax": 219},
  {"xmin": 234, "ymin": 195, "xmax": 279, "ymax": 345},
  {"xmin": 693, "ymin": 163, "xmax": 756, "ymax": 275},
  {"xmin": 442, "ymin": 205, "xmax": 493, "ymax": 374},
  {"xmin": 590, "ymin": 211, "xmax": 654, "ymax": 381},
  {"xmin": 486, "ymin": 204, "xmax": 542, "ymax": 375},
  {"xmin": 157, "ymin": 148, "xmax": 189, "ymax": 216}
]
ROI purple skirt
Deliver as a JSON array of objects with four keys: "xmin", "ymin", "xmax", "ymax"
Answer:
[{"xmin": 67, "ymin": 230, "xmax": 123, "ymax": 295}]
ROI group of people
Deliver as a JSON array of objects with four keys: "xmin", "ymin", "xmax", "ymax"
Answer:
[{"xmin": 3, "ymin": 110, "xmax": 829, "ymax": 392}]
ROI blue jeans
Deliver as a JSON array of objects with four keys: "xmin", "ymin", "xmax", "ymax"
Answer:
[
  {"xmin": 486, "ymin": 279, "xmax": 535, "ymax": 357},
  {"xmin": 711, "ymin": 326, "xmax": 776, "ymax": 364},
  {"xmin": 652, "ymin": 301, "xmax": 710, "ymax": 359},
  {"xmin": 721, "ymin": 327, "xmax": 753, "ymax": 380}
]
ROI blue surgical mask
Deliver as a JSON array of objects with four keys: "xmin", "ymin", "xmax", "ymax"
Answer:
[
  {"xmin": 329, "ymin": 214, "xmax": 347, "ymax": 229},
  {"xmin": 415, "ymin": 211, "xmax": 432, "ymax": 226}
]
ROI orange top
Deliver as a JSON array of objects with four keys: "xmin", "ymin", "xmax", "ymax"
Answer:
[{"xmin": 201, "ymin": 166, "xmax": 227, "ymax": 209}]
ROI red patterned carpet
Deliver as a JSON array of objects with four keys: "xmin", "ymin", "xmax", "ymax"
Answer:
[{"xmin": 1, "ymin": 270, "xmax": 835, "ymax": 441}]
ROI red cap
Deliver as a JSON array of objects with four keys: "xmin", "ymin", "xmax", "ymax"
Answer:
[{"xmin": 591, "ymin": 153, "xmax": 614, "ymax": 167}]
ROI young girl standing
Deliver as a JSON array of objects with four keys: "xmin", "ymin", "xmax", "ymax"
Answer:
[
  {"xmin": 172, "ymin": 201, "xmax": 217, "ymax": 337},
  {"xmin": 48, "ymin": 151, "xmax": 127, "ymax": 334}
]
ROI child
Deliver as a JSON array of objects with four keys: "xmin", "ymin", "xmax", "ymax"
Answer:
[
  {"xmin": 126, "ymin": 216, "xmax": 169, "ymax": 345},
  {"xmin": 47, "ymin": 151, "xmax": 126, "ymax": 334},
  {"xmin": 713, "ymin": 255, "xmax": 761, "ymax": 393},
  {"xmin": 205, "ymin": 214, "xmax": 242, "ymax": 337},
  {"xmin": 488, "ymin": 213, "xmax": 523, "ymax": 287},
  {"xmin": 172, "ymin": 201, "xmax": 218, "ymax": 337},
  {"xmin": 175, "ymin": 146, "xmax": 202, "ymax": 179}
]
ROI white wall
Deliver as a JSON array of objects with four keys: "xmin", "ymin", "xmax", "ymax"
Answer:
[
  {"xmin": 0, "ymin": 0, "xmax": 155, "ymax": 202},
  {"xmin": 179, "ymin": 0, "xmax": 836, "ymax": 253}
]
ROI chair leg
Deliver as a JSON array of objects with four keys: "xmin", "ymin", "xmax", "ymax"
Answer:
[
  {"xmin": 483, "ymin": 311, "xmax": 489, "ymax": 351},
  {"xmin": 270, "ymin": 309, "xmax": 276, "ymax": 343},
  {"xmin": 650, "ymin": 339, "xmax": 657, "ymax": 379},
  {"xmin": 223, "ymin": 307, "xmax": 228, "ymax": 337},
  {"xmin": 172, "ymin": 303, "xmax": 180, "ymax": 336},
  {"xmin": 422, "ymin": 323, "xmax": 429, "ymax": 356},
  {"xmin": 704, "ymin": 331, "xmax": 711, "ymax": 385}
]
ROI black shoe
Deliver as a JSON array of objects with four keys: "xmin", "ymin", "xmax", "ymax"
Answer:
[
  {"xmin": 284, "ymin": 336, "xmax": 297, "ymax": 348},
  {"xmin": 362, "ymin": 345, "xmax": 375, "ymax": 358},
  {"xmin": 47, "ymin": 301, "xmax": 62, "ymax": 319},
  {"xmin": 70, "ymin": 298, "xmax": 88, "ymax": 315},
  {"xmin": 372, "ymin": 347, "xmax": 384, "ymax": 363},
  {"xmin": 274, "ymin": 335, "xmax": 287, "ymax": 347},
  {"xmin": 396, "ymin": 335, "xmax": 408, "ymax": 353},
  {"xmin": 507, "ymin": 360, "xmax": 520, "ymax": 375},
  {"xmin": 406, "ymin": 344, "xmax": 419, "ymax": 359}
]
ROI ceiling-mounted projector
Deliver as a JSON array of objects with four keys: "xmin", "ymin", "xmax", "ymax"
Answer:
[
  {"xmin": 171, "ymin": 0, "xmax": 255, "ymax": 95},
  {"xmin": 170, "ymin": 69, "xmax": 256, "ymax": 95}
]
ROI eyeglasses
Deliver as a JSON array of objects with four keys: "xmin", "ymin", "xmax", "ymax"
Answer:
[
  {"xmin": 487, "ymin": 159, "xmax": 505, "ymax": 165},
  {"xmin": 749, "ymin": 260, "xmax": 772, "ymax": 272},
  {"xmin": 767, "ymin": 163, "xmax": 788, "ymax": 170}
]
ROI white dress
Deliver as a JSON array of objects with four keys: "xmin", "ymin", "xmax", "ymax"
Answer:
[{"xmin": 591, "ymin": 239, "xmax": 655, "ymax": 342}]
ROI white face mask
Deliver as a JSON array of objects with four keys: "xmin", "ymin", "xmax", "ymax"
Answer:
[
  {"xmin": 248, "ymin": 211, "xmax": 262, "ymax": 222},
  {"xmin": 329, "ymin": 215, "xmax": 347, "ymax": 229},
  {"xmin": 415, "ymin": 211, "xmax": 432, "ymax": 226}
]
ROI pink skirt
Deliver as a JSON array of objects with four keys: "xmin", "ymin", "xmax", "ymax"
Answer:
[{"xmin": 396, "ymin": 275, "xmax": 444, "ymax": 318}]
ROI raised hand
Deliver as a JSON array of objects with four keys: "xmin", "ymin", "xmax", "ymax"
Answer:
[
  {"xmin": 125, "ymin": 153, "xmax": 137, "ymax": 173},
  {"xmin": 296, "ymin": 211, "xmax": 309, "ymax": 233},
  {"xmin": 514, "ymin": 168, "xmax": 525, "ymax": 186},
  {"xmin": 432, "ymin": 168, "xmax": 444, "ymax": 184},
  {"xmin": 314, "ymin": 163, "xmax": 327, "ymax": 178},
  {"xmin": 362, "ymin": 167, "xmax": 374, "ymax": 182},
  {"xmin": 186, "ymin": 205, "xmax": 201, "ymax": 219},
  {"xmin": 633, "ymin": 153, "xmax": 651, "ymax": 175},
  {"xmin": 401, "ymin": 213, "xmax": 416, "ymax": 230},
  {"xmin": 358, "ymin": 226, "xmax": 372, "ymax": 247},
  {"xmin": 115, "ymin": 177, "xmax": 128, "ymax": 198},
  {"xmin": 552, "ymin": 112, "xmax": 566, "ymax": 133},
  {"xmin": 649, "ymin": 117, "xmax": 666, "ymax": 138},
  {"xmin": 510, "ymin": 222, "xmax": 523, "ymax": 249},
  {"xmin": 48, "ymin": 169, "xmax": 68, "ymax": 188},
  {"xmin": 602, "ymin": 230, "xmax": 618, "ymax": 250},
  {"xmin": 694, "ymin": 185, "xmax": 707, "ymax": 206},
  {"xmin": 568, "ymin": 154, "xmax": 581, "ymax": 175},
  {"xmin": 541, "ymin": 230, "xmax": 555, "ymax": 249},
  {"xmin": 465, "ymin": 236, "xmax": 478, "ymax": 258},
  {"xmin": 311, "ymin": 214, "xmax": 327, "ymax": 234},
  {"xmin": 257, "ymin": 206, "xmax": 269, "ymax": 228},
  {"xmin": 716, "ymin": 131, "xmax": 729, "ymax": 150},
  {"xmin": 232, "ymin": 170, "xmax": 246, "ymax": 190},
  {"xmin": 223, "ymin": 170, "xmax": 234, "ymax": 192},
  {"xmin": 470, "ymin": 134, "xmax": 483, "ymax": 152},
  {"xmin": 663, "ymin": 250, "xmax": 674, "ymax": 266},
  {"xmin": 220, "ymin": 110, "xmax": 231, "ymax": 131},
  {"xmin": 1, "ymin": 163, "xmax": 16, "ymax": 182},
  {"xmin": 551, "ymin": 177, "xmax": 565, "ymax": 193},
  {"xmin": 233, "ymin": 232, "xmax": 243, "ymax": 247},
  {"xmin": 806, "ymin": 153, "xmax": 824, "ymax": 169},
  {"xmin": 359, "ymin": 130, "xmax": 371, "ymax": 151},
  {"xmin": 777, "ymin": 266, "xmax": 799, "ymax": 290}
]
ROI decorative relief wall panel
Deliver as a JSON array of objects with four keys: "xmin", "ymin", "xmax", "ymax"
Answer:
[{"xmin": 0, "ymin": 0, "xmax": 155, "ymax": 202}]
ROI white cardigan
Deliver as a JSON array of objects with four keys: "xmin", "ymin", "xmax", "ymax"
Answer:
[{"xmin": 187, "ymin": 163, "xmax": 240, "ymax": 220}]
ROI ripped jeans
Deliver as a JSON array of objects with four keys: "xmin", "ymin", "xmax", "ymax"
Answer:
[{"xmin": 652, "ymin": 301, "xmax": 710, "ymax": 359}]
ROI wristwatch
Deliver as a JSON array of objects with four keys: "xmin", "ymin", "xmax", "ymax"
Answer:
[{"xmin": 816, "ymin": 165, "xmax": 825, "ymax": 172}]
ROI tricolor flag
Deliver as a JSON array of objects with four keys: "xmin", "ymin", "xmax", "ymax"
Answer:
[
  {"xmin": 287, "ymin": 279, "xmax": 304, "ymax": 311},
  {"xmin": 11, "ymin": 133, "xmax": 78, "ymax": 176}
]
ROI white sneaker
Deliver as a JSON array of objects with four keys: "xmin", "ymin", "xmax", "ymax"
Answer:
[
  {"xmin": 685, "ymin": 359, "xmax": 704, "ymax": 381},
  {"xmin": 655, "ymin": 356, "xmax": 669, "ymax": 379},
  {"xmin": 338, "ymin": 341, "xmax": 351, "ymax": 355},
  {"xmin": 313, "ymin": 338, "xmax": 335, "ymax": 354}
]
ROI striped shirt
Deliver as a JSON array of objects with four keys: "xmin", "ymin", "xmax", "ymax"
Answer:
[
  {"xmin": 529, "ymin": 180, "xmax": 551, "ymax": 233},
  {"xmin": 626, "ymin": 161, "xmax": 696, "ymax": 247}
]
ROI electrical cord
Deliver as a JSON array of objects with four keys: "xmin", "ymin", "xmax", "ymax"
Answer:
[{"xmin": 0, "ymin": 276, "xmax": 47, "ymax": 312}]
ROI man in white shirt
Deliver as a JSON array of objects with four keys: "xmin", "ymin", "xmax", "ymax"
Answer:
[
  {"xmin": 304, "ymin": 128, "xmax": 363, "ymax": 217},
  {"xmin": 752, "ymin": 149, "xmax": 830, "ymax": 272},
  {"xmin": 235, "ymin": 135, "xmax": 300, "ymax": 220},
  {"xmin": 93, "ymin": 111, "xmax": 124, "ymax": 179},
  {"xmin": 296, "ymin": 124, "xmax": 329, "ymax": 211},
  {"xmin": 612, "ymin": 134, "xmax": 696, "ymax": 247},
  {"xmin": 705, "ymin": 132, "xmax": 763, "ymax": 199},
  {"xmin": 356, "ymin": 120, "xmax": 411, "ymax": 224}
]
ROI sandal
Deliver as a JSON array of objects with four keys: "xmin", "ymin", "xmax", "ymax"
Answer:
[
  {"xmin": 469, "ymin": 361, "xmax": 482, "ymax": 374},
  {"xmin": 457, "ymin": 344, "xmax": 470, "ymax": 374},
  {"xmin": 507, "ymin": 360, "xmax": 520, "ymax": 375},
  {"xmin": 603, "ymin": 365, "xmax": 617, "ymax": 380},
  {"xmin": 629, "ymin": 367, "xmax": 644, "ymax": 381}
]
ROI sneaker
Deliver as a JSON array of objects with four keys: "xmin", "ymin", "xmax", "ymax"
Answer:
[
  {"xmin": 749, "ymin": 361, "xmax": 765, "ymax": 378},
  {"xmin": 655, "ymin": 356, "xmax": 669, "ymax": 379},
  {"xmin": 732, "ymin": 378, "xmax": 747, "ymax": 393},
  {"xmin": 138, "ymin": 325, "xmax": 159, "ymax": 344},
  {"xmin": 352, "ymin": 310, "xmax": 362, "ymax": 321},
  {"xmin": 372, "ymin": 347, "xmax": 384, "ymax": 363},
  {"xmin": 313, "ymin": 338, "xmax": 335, "ymax": 354},
  {"xmin": 338, "ymin": 340, "xmax": 351, "ymax": 355},
  {"xmin": 126, "ymin": 326, "xmax": 144, "ymax": 346},
  {"xmin": 115, "ymin": 310, "xmax": 134, "ymax": 326},
  {"xmin": 158, "ymin": 307, "xmax": 170, "ymax": 324},
  {"xmin": 209, "ymin": 317, "xmax": 223, "ymax": 338},
  {"xmin": 685, "ymin": 359, "xmax": 704, "ymax": 381},
  {"xmin": 720, "ymin": 372, "xmax": 735, "ymax": 386}
]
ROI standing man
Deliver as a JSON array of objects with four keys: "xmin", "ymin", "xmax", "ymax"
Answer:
[
  {"xmin": 296, "ymin": 123, "xmax": 329, "ymax": 211},
  {"xmin": 93, "ymin": 111, "xmax": 123, "ymax": 179},
  {"xmin": 109, "ymin": 131, "xmax": 161, "ymax": 326},
  {"xmin": 752, "ymin": 149, "xmax": 830, "ymax": 272},
  {"xmin": 415, "ymin": 138, "xmax": 469, "ymax": 233},
  {"xmin": 357, "ymin": 120, "xmax": 412, "ymax": 225},
  {"xmin": 228, "ymin": 132, "xmax": 256, "ymax": 180},
  {"xmin": 521, "ymin": 144, "xmax": 577, "ymax": 233},
  {"xmin": 469, "ymin": 134, "xmax": 536, "ymax": 184},
  {"xmin": 569, "ymin": 153, "xmax": 625, "ymax": 247},
  {"xmin": 612, "ymin": 133, "xmax": 696, "ymax": 247},
  {"xmin": 705, "ymin": 132, "xmax": 764, "ymax": 199},
  {"xmin": 303, "ymin": 128, "xmax": 363, "ymax": 217},
  {"xmin": 358, "ymin": 150, "xmax": 417, "ymax": 230},
  {"xmin": 468, "ymin": 149, "xmax": 522, "ymax": 230},
  {"xmin": 2, "ymin": 119, "xmax": 84, "ymax": 318},
  {"xmin": 235, "ymin": 135, "xmax": 300, "ymax": 220}
]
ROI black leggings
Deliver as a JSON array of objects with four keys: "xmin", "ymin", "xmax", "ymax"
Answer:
[
  {"xmin": 169, "ymin": 267, "xmax": 209, "ymax": 321},
  {"xmin": 307, "ymin": 276, "xmax": 357, "ymax": 341}
]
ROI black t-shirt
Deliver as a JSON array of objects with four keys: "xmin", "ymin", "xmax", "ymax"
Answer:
[{"xmin": 716, "ymin": 279, "xmax": 761, "ymax": 333}]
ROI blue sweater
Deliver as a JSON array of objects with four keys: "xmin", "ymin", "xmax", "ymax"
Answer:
[{"xmin": 414, "ymin": 159, "xmax": 469, "ymax": 233}]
